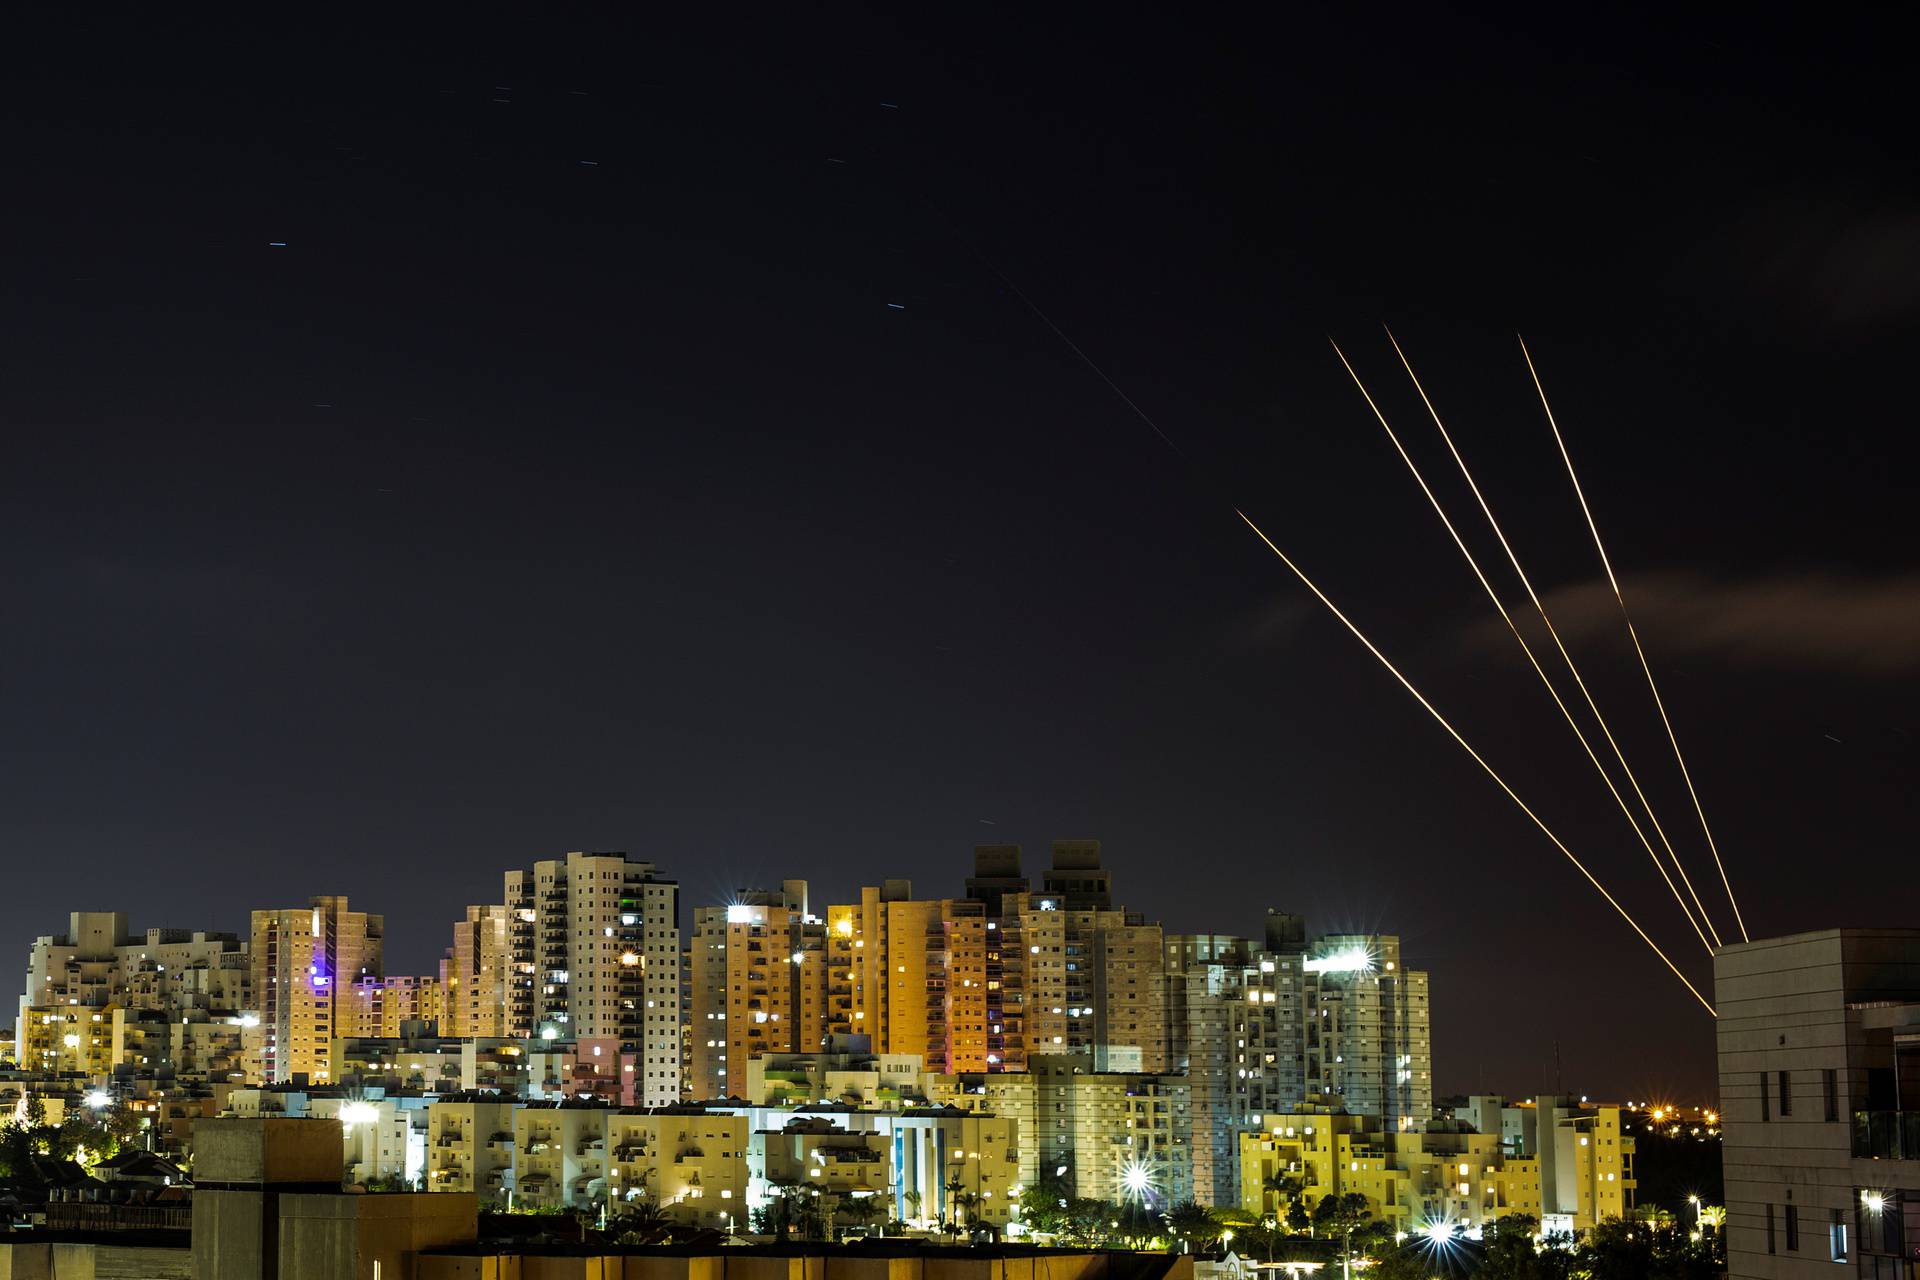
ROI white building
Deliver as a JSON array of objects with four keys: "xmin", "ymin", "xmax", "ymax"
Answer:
[{"xmin": 1716, "ymin": 928, "xmax": 1920, "ymax": 1279}]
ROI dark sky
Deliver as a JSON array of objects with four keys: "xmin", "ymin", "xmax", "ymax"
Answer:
[{"xmin": 5, "ymin": 11, "xmax": 1916, "ymax": 1102}]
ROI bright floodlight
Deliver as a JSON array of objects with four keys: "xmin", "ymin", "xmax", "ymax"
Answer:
[
  {"xmin": 1303, "ymin": 946, "xmax": 1375, "ymax": 974},
  {"xmin": 1122, "ymin": 1162, "xmax": 1151, "ymax": 1196},
  {"xmin": 1864, "ymin": 1193, "xmax": 1887, "ymax": 1214},
  {"xmin": 83, "ymin": 1090, "xmax": 112, "ymax": 1109},
  {"xmin": 1425, "ymin": 1221, "xmax": 1454, "ymax": 1246},
  {"xmin": 339, "ymin": 1101, "xmax": 380, "ymax": 1127},
  {"xmin": 725, "ymin": 903, "xmax": 756, "ymax": 924}
]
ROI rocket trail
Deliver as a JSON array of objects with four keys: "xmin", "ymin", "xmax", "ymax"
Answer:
[
  {"xmin": 1331, "ymin": 339, "xmax": 1715, "ymax": 954},
  {"xmin": 1383, "ymin": 330, "xmax": 1722, "ymax": 947},
  {"xmin": 1519, "ymin": 337, "xmax": 1751, "ymax": 945},
  {"xmin": 1232, "ymin": 507, "xmax": 1717, "ymax": 1015},
  {"xmin": 953, "ymin": 235, "xmax": 1719, "ymax": 1011}
]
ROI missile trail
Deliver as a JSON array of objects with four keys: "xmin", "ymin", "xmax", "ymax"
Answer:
[
  {"xmin": 1331, "ymin": 339, "xmax": 1715, "ymax": 954},
  {"xmin": 1519, "ymin": 337, "xmax": 1751, "ymax": 945},
  {"xmin": 952, "ymin": 237, "xmax": 1719, "ymax": 1011},
  {"xmin": 1233, "ymin": 507, "xmax": 1717, "ymax": 1015},
  {"xmin": 1380, "ymin": 329, "xmax": 1723, "ymax": 948}
]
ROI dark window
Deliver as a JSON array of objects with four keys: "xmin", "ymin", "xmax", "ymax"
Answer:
[
  {"xmin": 1786, "ymin": 1204, "xmax": 1800, "ymax": 1251},
  {"xmin": 1778, "ymin": 1070, "xmax": 1793, "ymax": 1117},
  {"xmin": 1761, "ymin": 1073, "xmax": 1771, "ymax": 1122},
  {"xmin": 1766, "ymin": 1204, "xmax": 1776, "ymax": 1253},
  {"xmin": 1825, "ymin": 1068, "xmax": 1840, "ymax": 1123}
]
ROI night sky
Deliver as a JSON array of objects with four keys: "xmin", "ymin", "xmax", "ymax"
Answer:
[{"xmin": 6, "ymin": 12, "xmax": 1916, "ymax": 1102}]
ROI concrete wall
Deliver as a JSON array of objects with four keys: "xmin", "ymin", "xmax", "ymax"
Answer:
[
  {"xmin": 0, "ymin": 1242, "xmax": 191, "ymax": 1280},
  {"xmin": 277, "ymin": 1191, "xmax": 480, "ymax": 1280},
  {"xmin": 193, "ymin": 1188, "xmax": 271, "ymax": 1280},
  {"xmin": 196, "ymin": 1117, "xmax": 345, "ymax": 1186}
]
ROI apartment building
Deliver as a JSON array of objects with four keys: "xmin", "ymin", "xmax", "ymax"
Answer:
[
  {"xmin": 1716, "ymin": 928, "xmax": 1920, "ymax": 1280},
  {"xmin": 1169, "ymin": 916, "xmax": 1433, "ymax": 1205},
  {"xmin": 339, "ymin": 974, "xmax": 444, "ymax": 1039},
  {"xmin": 503, "ymin": 851, "xmax": 681, "ymax": 1105},
  {"xmin": 426, "ymin": 1095, "xmax": 520, "ymax": 1204},
  {"xmin": 441, "ymin": 905, "xmax": 510, "ymax": 1039},
  {"xmin": 512, "ymin": 1100, "xmax": 610, "ymax": 1210},
  {"xmin": 968, "ymin": 1053, "xmax": 1192, "ymax": 1207},
  {"xmin": 607, "ymin": 1107, "xmax": 750, "ymax": 1226},
  {"xmin": 1236, "ymin": 1096, "xmax": 1627, "ymax": 1233},
  {"xmin": 17, "ymin": 912, "xmax": 252, "ymax": 1063},
  {"xmin": 686, "ymin": 883, "xmax": 829, "ymax": 1100},
  {"xmin": 249, "ymin": 896, "xmax": 384, "ymax": 1084}
]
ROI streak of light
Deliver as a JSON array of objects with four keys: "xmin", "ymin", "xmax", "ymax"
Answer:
[
  {"xmin": 960, "ymin": 243, "xmax": 1715, "ymax": 1010},
  {"xmin": 1519, "ymin": 336, "xmax": 1750, "ymax": 945},
  {"xmin": 1355, "ymin": 332, "xmax": 1717, "ymax": 951},
  {"xmin": 1233, "ymin": 506, "xmax": 1716, "ymax": 1015}
]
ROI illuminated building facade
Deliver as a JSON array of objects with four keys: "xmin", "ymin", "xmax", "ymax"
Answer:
[
  {"xmin": 502, "ymin": 851, "xmax": 681, "ymax": 1106},
  {"xmin": 339, "ymin": 973, "xmax": 444, "ymax": 1039},
  {"xmin": 1236, "ymin": 1096, "xmax": 1630, "ymax": 1233},
  {"xmin": 1169, "ymin": 916, "xmax": 1432, "ymax": 1205},
  {"xmin": 249, "ymin": 896, "xmax": 383, "ymax": 1084},
  {"xmin": 441, "ymin": 904, "xmax": 510, "ymax": 1039},
  {"xmin": 686, "ymin": 883, "xmax": 829, "ymax": 1100},
  {"xmin": 966, "ymin": 1053, "xmax": 1193, "ymax": 1206},
  {"xmin": 16, "ymin": 911, "xmax": 252, "ymax": 1074}
]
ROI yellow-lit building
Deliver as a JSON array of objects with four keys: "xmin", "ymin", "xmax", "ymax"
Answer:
[
  {"xmin": 441, "ymin": 905, "xmax": 509, "ymax": 1039},
  {"xmin": 512, "ymin": 1101, "xmax": 610, "ymax": 1210},
  {"xmin": 339, "ymin": 974, "xmax": 444, "ymax": 1039},
  {"xmin": 687, "ymin": 885, "xmax": 829, "ymax": 1100},
  {"xmin": 426, "ymin": 1096, "xmax": 520, "ymax": 1204},
  {"xmin": 250, "ymin": 896, "xmax": 384, "ymax": 1084},
  {"xmin": 19, "ymin": 1003, "xmax": 121, "ymax": 1078},
  {"xmin": 964, "ymin": 1054, "xmax": 1191, "ymax": 1207},
  {"xmin": 1236, "ymin": 1096, "xmax": 1631, "ymax": 1235},
  {"xmin": 606, "ymin": 1109, "xmax": 751, "ymax": 1226}
]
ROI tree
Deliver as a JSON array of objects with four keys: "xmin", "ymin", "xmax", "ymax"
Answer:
[
  {"xmin": 1163, "ymin": 1199, "xmax": 1219, "ymax": 1251},
  {"xmin": 838, "ymin": 1191, "xmax": 888, "ymax": 1237},
  {"xmin": 1575, "ymin": 1218, "xmax": 1719, "ymax": 1280},
  {"xmin": 1311, "ymin": 1193, "xmax": 1374, "ymax": 1280},
  {"xmin": 1018, "ymin": 1176, "xmax": 1069, "ymax": 1236}
]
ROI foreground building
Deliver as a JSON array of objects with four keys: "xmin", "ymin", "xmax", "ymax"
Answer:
[{"xmin": 1716, "ymin": 928, "xmax": 1920, "ymax": 1280}]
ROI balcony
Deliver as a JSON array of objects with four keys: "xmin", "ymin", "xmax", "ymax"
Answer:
[{"xmin": 1853, "ymin": 1111, "xmax": 1920, "ymax": 1159}]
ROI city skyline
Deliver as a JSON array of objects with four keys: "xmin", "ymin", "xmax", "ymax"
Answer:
[{"xmin": 5, "ymin": 9, "xmax": 1916, "ymax": 1123}]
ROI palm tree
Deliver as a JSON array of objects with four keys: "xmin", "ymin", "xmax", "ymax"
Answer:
[
  {"xmin": 943, "ymin": 1175, "xmax": 967, "ymax": 1231},
  {"xmin": 839, "ymin": 1192, "xmax": 889, "ymax": 1237},
  {"xmin": 953, "ymin": 1190, "xmax": 982, "ymax": 1234},
  {"xmin": 902, "ymin": 1187, "xmax": 923, "ymax": 1227}
]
